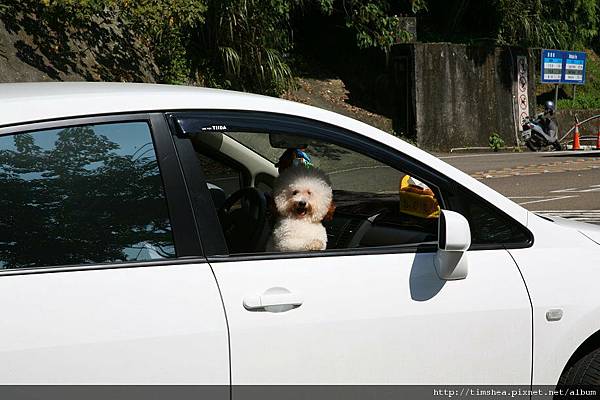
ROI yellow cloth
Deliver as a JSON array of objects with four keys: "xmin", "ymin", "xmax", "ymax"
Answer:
[{"xmin": 399, "ymin": 175, "xmax": 441, "ymax": 219}]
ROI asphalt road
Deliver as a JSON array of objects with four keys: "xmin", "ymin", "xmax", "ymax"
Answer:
[{"xmin": 438, "ymin": 150, "xmax": 600, "ymax": 225}]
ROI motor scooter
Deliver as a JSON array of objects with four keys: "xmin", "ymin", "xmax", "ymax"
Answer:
[{"xmin": 521, "ymin": 114, "xmax": 562, "ymax": 151}]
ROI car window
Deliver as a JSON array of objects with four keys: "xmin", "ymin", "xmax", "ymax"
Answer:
[
  {"xmin": 197, "ymin": 152, "xmax": 242, "ymax": 197},
  {"xmin": 0, "ymin": 122, "xmax": 175, "ymax": 269},
  {"xmin": 189, "ymin": 130, "xmax": 440, "ymax": 255},
  {"xmin": 459, "ymin": 192, "xmax": 532, "ymax": 246},
  {"xmin": 173, "ymin": 112, "xmax": 532, "ymax": 254}
]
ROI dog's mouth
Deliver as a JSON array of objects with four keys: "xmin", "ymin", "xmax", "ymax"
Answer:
[{"xmin": 294, "ymin": 204, "xmax": 308, "ymax": 217}]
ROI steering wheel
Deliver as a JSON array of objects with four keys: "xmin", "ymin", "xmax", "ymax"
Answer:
[{"xmin": 218, "ymin": 187, "xmax": 268, "ymax": 253}]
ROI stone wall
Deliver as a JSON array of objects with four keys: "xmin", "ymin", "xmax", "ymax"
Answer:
[{"xmin": 392, "ymin": 43, "xmax": 537, "ymax": 150}]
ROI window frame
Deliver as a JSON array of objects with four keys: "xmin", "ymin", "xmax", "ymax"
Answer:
[
  {"xmin": 0, "ymin": 113, "xmax": 205, "ymax": 274},
  {"xmin": 168, "ymin": 110, "xmax": 534, "ymax": 262}
]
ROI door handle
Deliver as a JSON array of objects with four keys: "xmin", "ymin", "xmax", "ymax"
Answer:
[{"xmin": 243, "ymin": 288, "xmax": 303, "ymax": 312}]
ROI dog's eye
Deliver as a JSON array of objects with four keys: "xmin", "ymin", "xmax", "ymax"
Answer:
[
  {"xmin": 307, "ymin": 190, "xmax": 312, "ymax": 195},
  {"xmin": 292, "ymin": 190, "xmax": 299, "ymax": 195}
]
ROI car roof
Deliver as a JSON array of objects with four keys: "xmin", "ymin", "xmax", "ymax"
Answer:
[
  {"xmin": 0, "ymin": 82, "xmax": 281, "ymax": 126},
  {"xmin": 0, "ymin": 82, "xmax": 530, "ymax": 226}
]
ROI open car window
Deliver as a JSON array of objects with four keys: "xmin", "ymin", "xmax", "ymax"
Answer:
[
  {"xmin": 172, "ymin": 111, "xmax": 532, "ymax": 256},
  {"xmin": 186, "ymin": 129, "xmax": 441, "ymax": 255}
]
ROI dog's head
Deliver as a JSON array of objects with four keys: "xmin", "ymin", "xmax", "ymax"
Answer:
[{"xmin": 273, "ymin": 166, "xmax": 334, "ymax": 223}]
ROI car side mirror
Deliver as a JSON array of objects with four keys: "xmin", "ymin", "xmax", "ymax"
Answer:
[{"xmin": 435, "ymin": 210, "xmax": 471, "ymax": 280}]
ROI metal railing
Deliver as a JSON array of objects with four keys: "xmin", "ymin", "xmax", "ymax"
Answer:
[{"xmin": 560, "ymin": 114, "xmax": 600, "ymax": 145}]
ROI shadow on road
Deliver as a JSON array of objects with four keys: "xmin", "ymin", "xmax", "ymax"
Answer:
[{"xmin": 541, "ymin": 151, "xmax": 600, "ymax": 158}]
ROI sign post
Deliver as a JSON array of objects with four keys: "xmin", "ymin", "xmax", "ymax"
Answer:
[
  {"xmin": 541, "ymin": 49, "xmax": 587, "ymax": 109},
  {"xmin": 542, "ymin": 50, "xmax": 586, "ymax": 84},
  {"xmin": 514, "ymin": 55, "xmax": 529, "ymax": 145}
]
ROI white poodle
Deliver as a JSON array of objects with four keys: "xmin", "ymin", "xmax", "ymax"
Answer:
[{"xmin": 267, "ymin": 166, "xmax": 335, "ymax": 252}]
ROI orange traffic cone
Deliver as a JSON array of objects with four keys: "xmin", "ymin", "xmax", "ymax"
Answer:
[{"xmin": 573, "ymin": 123, "xmax": 581, "ymax": 150}]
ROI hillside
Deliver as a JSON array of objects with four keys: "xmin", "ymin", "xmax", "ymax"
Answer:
[
  {"xmin": 0, "ymin": 16, "xmax": 156, "ymax": 83},
  {"xmin": 0, "ymin": 17, "xmax": 393, "ymax": 136},
  {"xmin": 282, "ymin": 77, "xmax": 393, "ymax": 134}
]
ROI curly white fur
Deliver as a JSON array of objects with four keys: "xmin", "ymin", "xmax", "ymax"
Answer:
[{"xmin": 267, "ymin": 166, "xmax": 333, "ymax": 252}]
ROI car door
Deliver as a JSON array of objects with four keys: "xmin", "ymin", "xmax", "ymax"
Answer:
[
  {"xmin": 171, "ymin": 111, "xmax": 533, "ymax": 385},
  {"xmin": 0, "ymin": 114, "xmax": 229, "ymax": 386}
]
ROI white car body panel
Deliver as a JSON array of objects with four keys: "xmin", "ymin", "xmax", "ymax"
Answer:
[
  {"xmin": 212, "ymin": 250, "xmax": 531, "ymax": 384},
  {"xmin": 510, "ymin": 214, "xmax": 600, "ymax": 385},
  {"xmin": 0, "ymin": 264, "xmax": 229, "ymax": 384}
]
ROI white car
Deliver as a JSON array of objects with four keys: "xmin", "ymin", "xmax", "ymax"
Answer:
[{"xmin": 0, "ymin": 83, "xmax": 599, "ymax": 388}]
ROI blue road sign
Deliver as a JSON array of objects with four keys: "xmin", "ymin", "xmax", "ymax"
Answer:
[{"xmin": 541, "ymin": 49, "xmax": 587, "ymax": 84}]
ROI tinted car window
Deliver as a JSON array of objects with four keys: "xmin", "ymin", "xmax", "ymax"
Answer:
[
  {"xmin": 0, "ymin": 122, "xmax": 175, "ymax": 269},
  {"xmin": 466, "ymin": 197, "xmax": 532, "ymax": 246},
  {"xmin": 444, "ymin": 189, "xmax": 532, "ymax": 247}
]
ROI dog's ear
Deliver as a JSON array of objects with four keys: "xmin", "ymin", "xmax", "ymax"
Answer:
[{"xmin": 323, "ymin": 201, "xmax": 336, "ymax": 221}]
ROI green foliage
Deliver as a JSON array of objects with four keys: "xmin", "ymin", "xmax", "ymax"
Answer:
[
  {"xmin": 555, "ymin": 52, "xmax": 600, "ymax": 109},
  {"xmin": 4, "ymin": 0, "xmax": 424, "ymax": 93},
  {"xmin": 558, "ymin": 95, "xmax": 600, "ymax": 109},
  {"xmin": 489, "ymin": 132, "xmax": 505, "ymax": 152},
  {"xmin": 12, "ymin": 0, "xmax": 600, "ymax": 99},
  {"xmin": 333, "ymin": 0, "xmax": 427, "ymax": 52},
  {"xmin": 552, "ymin": 0, "xmax": 600, "ymax": 49},
  {"xmin": 197, "ymin": 0, "xmax": 298, "ymax": 94},
  {"xmin": 120, "ymin": 0, "xmax": 208, "ymax": 84},
  {"xmin": 496, "ymin": 0, "xmax": 565, "ymax": 48},
  {"xmin": 20, "ymin": 0, "xmax": 207, "ymax": 84},
  {"xmin": 495, "ymin": 0, "xmax": 600, "ymax": 49},
  {"xmin": 349, "ymin": 3, "xmax": 405, "ymax": 50}
]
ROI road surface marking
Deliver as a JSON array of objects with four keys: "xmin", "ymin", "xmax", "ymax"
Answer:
[
  {"xmin": 518, "ymin": 195, "xmax": 578, "ymax": 205},
  {"xmin": 536, "ymin": 210, "xmax": 600, "ymax": 225},
  {"xmin": 508, "ymin": 196, "xmax": 546, "ymax": 199},
  {"xmin": 550, "ymin": 184, "xmax": 600, "ymax": 193}
]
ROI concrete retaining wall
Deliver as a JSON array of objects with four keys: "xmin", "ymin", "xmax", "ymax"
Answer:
[{"xmin": 393, "ymin": 43, "xmax": 537, "ymax": 151}]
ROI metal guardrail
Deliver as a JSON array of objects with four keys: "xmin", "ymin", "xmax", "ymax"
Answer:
[{"xmin": 560, "ymin": 114, "xmax": 600, "ymax": 143}]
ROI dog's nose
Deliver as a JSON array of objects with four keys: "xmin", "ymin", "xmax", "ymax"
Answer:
[{"xmin": 297, "ymin": 200, "xmax": 307, "ymax": 208}]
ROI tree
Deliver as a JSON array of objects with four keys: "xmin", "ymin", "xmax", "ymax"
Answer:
[
  {"xmin": 491, "ymin": 0, "xmax": 598, "ymax": 49},
  {"xmin": 195, "ymin": 0, "xmax": 297, "ymax": 94},
  {"xmin": 319, "ymin": 0, "xmax": 428, "ymax": 52}
]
